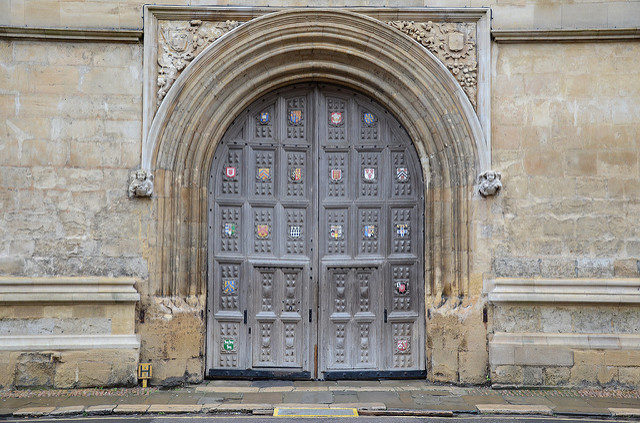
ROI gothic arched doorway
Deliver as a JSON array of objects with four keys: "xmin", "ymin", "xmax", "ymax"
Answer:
[{"xmin": 206, "ymin": 84, "xmax": 425, "ymax": 379}]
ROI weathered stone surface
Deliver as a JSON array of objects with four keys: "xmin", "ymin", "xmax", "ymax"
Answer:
[
  {"xmin": 85, "ymin": 405, "xmax": 116, "ymax": 414},
  {"xmin": 147, "ymin": 404, "xmax": 203, "ymax": 413},
  {"xmin": 13, "ymin": 407, "xmax": 56, "ymax": 417},
  {"xmin": 14, "ymin": 352, "xmax": 58, "ymax": 388},
  {"xmin": 50, "ymin": 406, "xmax": 85, "ymax": 416}
]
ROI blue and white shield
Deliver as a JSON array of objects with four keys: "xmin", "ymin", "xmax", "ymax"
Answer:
[{"xmin": 258, "ymin": 111, "xmax": 270, "ymax": 125}]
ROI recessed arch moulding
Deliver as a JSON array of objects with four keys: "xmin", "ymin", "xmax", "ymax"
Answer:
[
  {"xmin": 141, "ymin": 8, "xmax": 494, "ymax": 383},
  {"xmin": 139, "ymin": 8, "xmax": 491, "ymax": 382}
]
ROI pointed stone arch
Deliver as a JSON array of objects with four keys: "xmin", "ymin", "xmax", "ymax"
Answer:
[{"xmin": 146, "ymin": 8, "xmax": 489, "ymax": 299}]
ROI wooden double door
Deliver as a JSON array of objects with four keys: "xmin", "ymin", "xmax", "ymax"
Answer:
[{"xmin": 207, "ymin": 84, "xmax": 425, "ymax": 379}]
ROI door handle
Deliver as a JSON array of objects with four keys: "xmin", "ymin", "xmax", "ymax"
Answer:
[
  {"xmin": 309, "ymin": 309, "xmax": 312, "ymax": 323},
  {"xmin": 384, "ymin": 309, "xmax": 387, "ymax": 323},
  {"xmin": 243, "ymin": 309, "xmax": 247, "ymax": 324}
]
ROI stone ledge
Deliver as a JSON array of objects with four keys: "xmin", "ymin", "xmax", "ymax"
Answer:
[
  {"xmin": 0, "ymin": 276, "xmax": 140, "ymax": 303},
  {"xmin": 0, "ymin": 334, "xmax": 140, "ymax": 351},
  {"xmin": 490, "ymin": 332, "xmax": 640, "ymax": 366},
  {"xmin": 0, "ymin": 26, "xmax": 142, "ymax": 42},
  {"xmin": 487, "ymin": 278, "xmax": 640, "ymax": 304},
  {"xmin": 492, "ymin": 28, "xmax": 640, "ymax": 43}
]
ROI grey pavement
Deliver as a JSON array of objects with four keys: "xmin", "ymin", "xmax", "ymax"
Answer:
[
  {"xmin": 3, "ymin": 380, "xmax": 640, "ymax": 419},
  {"xmin": 1, "ymin": 416, "xmax": 639, "ymax": 423}
]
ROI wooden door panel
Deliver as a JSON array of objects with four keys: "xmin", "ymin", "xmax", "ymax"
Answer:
[
  {"xmin": 318, "ymin": 87, "xmax": 425, "ymax": 375},
  {"xmin": 208, "ymin": 84, "xmax": 424, "ymax": 377},
  {"xmin": 208, "ymin": 87, "xmax": 315, "ymax": 375}
]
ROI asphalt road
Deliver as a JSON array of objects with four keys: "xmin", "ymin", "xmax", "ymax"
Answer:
[{"xmin": 1, "ymin": 416, "xmax": 635, "ymax": 423}]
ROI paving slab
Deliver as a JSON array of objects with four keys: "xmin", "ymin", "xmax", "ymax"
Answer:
[
  {"xmin": 50, "ymin": 406, "xmax": 85, "ymax": 416},
  {"xmin": 113, "ymin": 404, "xmax": 150, "ymax": 414},
  {"xmin": 251, "ymin": 380, "xmax": 293, "ymax": 388},
  {"xmin": 242, "ymin": 392, "xmax": 283, "ymax": 404},
  {"xmin": 476, "ymin": 403, "xmax": 553, "ymax": 415},
  {"xmin": 329, "ymin": 402, "xmax": 386, "ymax": 410},
  {"xmin": 196, "ymin": 386, "xmax": 259, "ymax": 393},
  {"xmin": 13, "ymin": 406, "xmax": 56, "ymax": 417},
  {"xmin": 336, "ymin": 380, "xmax": 381, "ymax": 387},
  {"xmin": 550, "ymin": 397, "xmax": 610, "ymax": 416},
  {"xmin": 259, "ymin": 386, "xmax": 294, "ymax": 392},
  {"xmin": 283, "ymin": 390, "xmax": 333, "ymax": 404},
  {"xmin": 215, "ymin": 403, "xmax": 273, "ymax": 412},
  {"xmin": 84, "ymin": 405, "xmax": 116, "ymax": 415},
  {"xmin": 610, "ymin": 407, "xmax": 640, "ymax": 417},
  {"xmin": 463, "ymin": 394, "xmax": 508, "ymax": 405},
  {"xmin": 147, "ymin": 404, "xmax": 203, "ymax": 413},
  {"xmin": 503, "ymin": 395, "xmax": 556, "ymax": 407},
  {"xmin": 332, "ymin": 392, "xmax": 359, "ymax": 403},
  {"xmin": 206, "ymin": 380, "xmax": 252, "ymax": 387},
  {"xmin": 334, "ymin": 386, "xmax": 396, "ymax": 391}
]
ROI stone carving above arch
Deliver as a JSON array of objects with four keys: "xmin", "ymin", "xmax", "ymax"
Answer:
[
  {"xmin": 146, "ymin": 8, "xmax": 489, "ymax": 121},
  {"xmin": 157, "ymin": 19, "xmax": 242, "ymax": 104},
  {"xmin": 387, "ymin": 21, "xmax": 477, "ymax": 108}
]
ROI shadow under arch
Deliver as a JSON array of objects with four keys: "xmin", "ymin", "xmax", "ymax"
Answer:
[{"xmin": 146, "ymin": 8, "xmax": 487, "ymax": 299}]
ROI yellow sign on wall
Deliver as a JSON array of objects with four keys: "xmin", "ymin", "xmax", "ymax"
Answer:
[{"xmin": 138, "ymin": 363, "xmax": 152, "ymax": 387}]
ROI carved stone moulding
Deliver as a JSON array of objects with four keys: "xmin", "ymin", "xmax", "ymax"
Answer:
[
  {"xmin": 151, "ymin": 12, "xmax": 482, "ymax": 114},
  {"xmin": 157, "ymin": 20, "xmax": 242, "ymax": 103},
  {"xmin": 387, "ymin": 21, "xmax": 477, "ymax": 108}
]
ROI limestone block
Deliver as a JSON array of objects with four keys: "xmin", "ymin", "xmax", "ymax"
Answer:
[
  {"xmin": 147, "ymin": 358, "xmax": 201, "ymax": 387},
  {"xmin": 492, "ymin": 365, "xmax": 523, "ymax": 385},
  {"xmin": 24, "ymin": 0, "xmax": 60, "ymax": 27},
  {"xmin": 54, "ymin": 349, "xmax": 138, "ymax": 388},
  {"xmin": 458, "ymin": 349, "xmax": 488, "ymax": 384},
  {"xmin": 614, "ymin": 260, "xmax": 640, "ymax": 278},
  {"xmin": 618, "ymin": 367, "xmax": 640, "ymax": 386},
  {"xmin": 139, "ymin": 312, "xmax": 204, "ymax": 362},
  {"xmin": 0, "ymin": 352, "xmax": 19, "ymax": 388},
  {"xmin": 604, "ymin": 351, "xmax": 640, "ymax": 367},
  {"xmin": 543, "ymin": 367, "xmax": 571, "ymax": 385},
  {"xmin": 569, "ymin": 350, "xmax": 604, "ymax": 385},
  {"xmin": 539, "ymin": 307, "xmax": 572, "ymax": 333},
  {"xmin": 522, "ymin": 366, "xmax": 543, "ymax": 385},
  {"xmin": 14, "ymin": 352, "xmax": 59, "ymax": 388}
]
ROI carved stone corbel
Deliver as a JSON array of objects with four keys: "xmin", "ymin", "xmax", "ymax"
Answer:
[
  {"xmin": 128, "ymin": 169, "xmax": 154, "ymax": 198},
  {"xmin": 477, "ymin": 170, "xmax": 502, "ymax": 197}
]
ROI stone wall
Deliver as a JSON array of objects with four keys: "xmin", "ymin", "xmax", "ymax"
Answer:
[
  {"xmin": 1, "ymin": 0, "xmax": 638, "ymax": 30},
  {"xmin": 0, "ymin": 277, "xmax": 140, "ymax": 388},
  {"xmin": 0, "ymin": 39, "xmax": 151, "ymax": 281},
  {"xmin": 491, "ymin": 42, "xmax": 640, "ymax": 281}
]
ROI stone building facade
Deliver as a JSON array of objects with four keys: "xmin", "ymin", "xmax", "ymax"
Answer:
[{"xmin": 0, "ymin": 0, "xmax": 639, "ymax": 388}]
